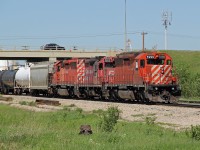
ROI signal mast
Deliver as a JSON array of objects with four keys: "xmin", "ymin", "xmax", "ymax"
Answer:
[{"xmin": 162, "ymin": 11, "xmax": 172, "ymax": 50}]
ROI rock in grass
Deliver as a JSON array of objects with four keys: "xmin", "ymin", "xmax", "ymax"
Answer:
[{"xmin": 79, "ymin": 125, "xmax": 93, "ymax": 135}]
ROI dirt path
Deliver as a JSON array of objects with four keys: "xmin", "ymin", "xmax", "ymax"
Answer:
[{"xmin": 1, "ymin": 95, "xmax": 200, "ymax": 130}]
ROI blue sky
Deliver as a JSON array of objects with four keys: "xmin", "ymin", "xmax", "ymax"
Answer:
[{"xmin": 0, "ymin": 0, "xmax": 200, "ymax": 51}]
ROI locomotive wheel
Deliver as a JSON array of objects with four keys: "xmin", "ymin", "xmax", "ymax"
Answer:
[
  {"xmin": 17, "ymin": 89, "xmax": 22, "ymax": 95},
  {"xmin": 14, "ymin": 89, "xmax": 17, "ymax": 95},
  {"xmin": 109, "ymin": 89, "xmax": 119, "ymax": 101},
  {"xmin": 68, "ymin": 89, "xmax": 75, "ymax": 98},
  {"xmin": 3, "ymin": 88, "xmax": 8, "ymax": 94},
  {"xmin": 30, "ymin": 90, "xmax": 35, "ymax": 96}
]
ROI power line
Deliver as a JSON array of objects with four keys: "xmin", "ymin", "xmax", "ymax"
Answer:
[
  {"xmin": 0, "ymin": 32, "xmax": 140, "ymax": 41},
  {"xmin": 1, "ymin": 31, "xmax": 200, "ymax": 41}
]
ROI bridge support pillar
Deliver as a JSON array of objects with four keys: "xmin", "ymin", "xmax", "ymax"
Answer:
[{"xmin": 49, "ymin": 57, "xmax": 57, "ymax": 63}]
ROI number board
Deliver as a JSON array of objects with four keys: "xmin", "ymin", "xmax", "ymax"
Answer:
[{"xmin": 146, "ymin": 55, "xmax": 155, "ymax": 59}]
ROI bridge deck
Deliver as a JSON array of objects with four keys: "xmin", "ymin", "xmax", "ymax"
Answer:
[{"xmin": 0, "ymin": 50, "xmax": 118, "ymax": 61}]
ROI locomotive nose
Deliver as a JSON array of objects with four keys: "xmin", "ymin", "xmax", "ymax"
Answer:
[{"xmin": 150, "ymin": 65, "xmax": 172, "ymax": 84}]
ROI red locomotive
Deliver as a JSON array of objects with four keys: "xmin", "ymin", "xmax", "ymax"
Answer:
[{"xmin": 50, "ymin": 51, "xmax": 181, "ymax": 103}]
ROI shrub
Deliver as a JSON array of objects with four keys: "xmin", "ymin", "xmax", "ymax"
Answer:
[
  {"xmin": 99, "ymin": 106, "xmax": 120, "ymax": 132},
  {"xmin": 76, "ymin": 108, "xmax": 83, "ymax": 114},
  {"xmin": 28, "ymin": 101, "xmax": 36, "ymax": 106},
  {"xmin": 145, "ymin": 116, "xmax": 156, "ymax": 125},
  {"xmin": 68, "ymin": 104, "xmax": 76, "ymax": 107},
  {"xmin": 19, "ymin": 101, "xmax": 28, "ymax": 105},
  {"xmin": 175, "ymin": 63, "xmax": 200, "ymax": 98},
  {"xmin": 19, "ymin": 101, "xmax": 36, "ymax": 106},
  {"xmin": 63, "ymin": 106, "xmax": 71, "ymax": 111},
  {"xmin": 186, "ymin": 125, "xmax": 200, "ymax": 140}
]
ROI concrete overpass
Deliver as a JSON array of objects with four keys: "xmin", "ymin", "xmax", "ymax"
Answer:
[{"xmin": 0, "ymin": 50, "xmax": 119, "ymax": 62}]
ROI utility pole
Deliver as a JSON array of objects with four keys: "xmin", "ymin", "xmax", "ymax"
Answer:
[
  {"xmin": 124, "ymin": 0, "xmax": 127, "ymax": 52},
  {"xmin": 141, "ymin": 32, "xmax": 147, "ymax": 52},
  {"xmin": 162, "ymin": 11, "xmax": 172, "ymax": 50}
]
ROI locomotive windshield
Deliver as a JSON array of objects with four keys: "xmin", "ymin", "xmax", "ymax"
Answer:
[{"xmin": 147, "ymin": 59, "xmax": 165, "ymax": 65}]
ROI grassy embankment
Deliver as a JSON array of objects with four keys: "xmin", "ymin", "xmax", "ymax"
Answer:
[
  {"xmin": 0, "ymin": 104, "xmax": 200, "ymax": 150},
  {"xmin": 164, "ymin": 50, "xmax": 200, "ymax": 74},
  {"xmin": 162, "ymin": 50, "xmax": 200, "ymax": 100}
]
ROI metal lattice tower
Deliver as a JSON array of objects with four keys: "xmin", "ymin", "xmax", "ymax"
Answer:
[{"xmin": 162, "ymin": 11, "xmax": 172, "ymax": 50}]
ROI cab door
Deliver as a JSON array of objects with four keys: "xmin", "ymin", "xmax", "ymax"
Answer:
[
  {"xmin": 98, "ymin": 63, "xmax": 104, "ymax": 83},
  {"xmin": 133, "ymin": 59, "xmax": 144, "ymax": 84},
  {"xmin": 139, "ymin": 59, "xmax": 145, "ymax": 76}
]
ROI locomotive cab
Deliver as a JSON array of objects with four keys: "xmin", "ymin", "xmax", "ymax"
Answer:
[
  {"xmin": 96, "ymin": 57, "xmax": 115, "ymax": 84},
  {"xmin": 137, "ymin": 52, "xmax": 181, "ymax": 103}
]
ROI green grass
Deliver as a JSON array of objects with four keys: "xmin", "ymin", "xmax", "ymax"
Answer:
[
  {"xmin": 0, "ymin": 104, "xmax": 200, "ymax": 150},
  {"xmin": 161, "ymin": 50, "xmax": 200, "ymax": 74},
  {"xmin": 159, "ymin": 50, "xmax": 200, "ymax": 100}
]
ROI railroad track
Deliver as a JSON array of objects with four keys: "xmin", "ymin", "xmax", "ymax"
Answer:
[
  {"xmin": 2, "ymin": 95, "xmax": 200, "ymax": 109},
  {"xmin": 155, "ymin": 102, "xmax": 200, "ymax": 108},
  {"xmin": 31, "ymin": 97, "xmax": 200, "ymax": 109}
]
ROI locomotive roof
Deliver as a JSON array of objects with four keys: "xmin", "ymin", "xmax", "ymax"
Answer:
[
  {"xmin": 116, "ymin": 51, "xmax": 142, "ymax": 58},
  {"xmin": 116, "ymin": 51, "xmax": 169, "ymax": 59}
]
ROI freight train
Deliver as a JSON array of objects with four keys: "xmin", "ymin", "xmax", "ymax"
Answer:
[{"xmin": 0, "ymin": 51, "xmax": 181, "ymax": 103}]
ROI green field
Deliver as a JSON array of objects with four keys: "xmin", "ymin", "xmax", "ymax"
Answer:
[
  {"xmin": 0, "ymin": 104, "xmax": 200, "ymax": 150},
  {"xmin": 163, "ymin": 50, "xmax": 200, "ymax": 74},
  {"xmin": 158, "ymin": 50, "xmax": 200, "ymax": 99}
]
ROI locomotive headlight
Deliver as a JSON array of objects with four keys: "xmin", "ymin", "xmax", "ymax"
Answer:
[
  {"xmin": 155, "ymin": 87, "xmax": 158, "ymax": 90},
  {"xmin": 172, "ymin": 87, "xmax": 175, "ymax": 90}
]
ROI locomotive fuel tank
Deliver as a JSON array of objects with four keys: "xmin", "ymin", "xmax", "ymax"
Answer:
[
  {"xmin": 117, "ymin": 90, "xmax": 135, "ymax": 100},
  {"xmin": 15, "ymin": 67, "xmax": 30, "ymax": 87}
]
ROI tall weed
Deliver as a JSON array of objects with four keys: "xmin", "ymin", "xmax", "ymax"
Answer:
[
  {"xmin": 99, "ymin": 106, "xmax": 120, "ymax": 132},
  {"xmin": 175, "ymin": 64, "xmax": 200, "ymax": 98},
  {"xmin": 186, "ymin": 125, "xmax": 200, "ymax": 140}
]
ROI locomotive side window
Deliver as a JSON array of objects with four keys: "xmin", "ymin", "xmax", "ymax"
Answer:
[
  {"xmin": 167, "ymin": 60, "xmax": 171, "ymax": 65},
  {"xmin": 115, "ymin": 58, "xmax": 123, "ymax": 67},
  {"xmin": 140, "ymin": 59, "xmax": 145, "ymax": 68},
  {"xmin": 57, "ymin": 66, "xmax": 60, "ymax": 72},
  {"xmin": 85, "ymin": 63, "xmax": 89, "ymax": 68},
  {"xmin": 99, "ymin": 63, "xmax": 103, "ymax": 70},
  {"xmin": 71, "ymin": 62, "xmax": 77, "ymax": 69},
  {"xmin": 94, "ymin": 62, "xmax": 98, "ymax": 72},
  {"xmin": 124, "ymin": 58, "xmax": 130, "ymax": 66},
  {"xmin": 135, "ymin": 60, "xmax": 138, "ymax": 70},
  {"xmin": 65, "ymin": 64, "xmax": 70, "ymax": 69},
  {"xmin": 61, "ymin": 62, "xmax": 65, "ymax": 68}
]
